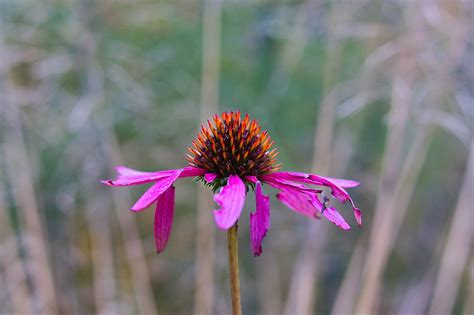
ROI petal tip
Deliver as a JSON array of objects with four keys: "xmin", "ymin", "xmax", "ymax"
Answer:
[
  {"xmin": 354, "ymin": 208, "xmax": 363, "ymax": 226},
  {"xmin": 253, "ymin": 248, "xmax": 263, "ymax": 257}
]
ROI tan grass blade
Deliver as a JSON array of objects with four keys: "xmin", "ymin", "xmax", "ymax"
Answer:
[
  {"xmin": 193, "ymin": 0, "xmax": 222, "ymax": 314},
  {"xmin": 428, "ymin": 138, "xmax": 473, "ymax": 315}
]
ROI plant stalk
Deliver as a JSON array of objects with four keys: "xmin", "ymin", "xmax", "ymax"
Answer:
[{"xmin": 227, "ymin": 223, "xmax": 242, "ymax": 315}]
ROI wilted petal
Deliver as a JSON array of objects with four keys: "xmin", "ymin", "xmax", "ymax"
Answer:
[
  {"xmin": 204, "ymin": 173, "xmax": 218, "ymax": 183},
  {"xmin": 322, "ymin": 177, "xmax": 359, "ymax": 188},
  {"xmin": 213, "ymin": 175, "xmax": 246, "ymax": 230},
  {"xmin": 354, "ymin": 208, "xmax": 362, "ymax": 226},
  {"xmin": 250, "ymin": 182, "xmax": 270, "ymax": 257},
  {"xmin": 261, "ymin": 175, "xmax": 321, "ymax": 195},
  {"xmin": 267, "ymin": 172, "xmax": 358, "ymax": 188},
  {"xmin": 321, "ymin": 207, "xmax": 350, "ymax": 230},
  {"xmin": 276, "ymin": 189, "xmax": 318, "ymax": 218},
  {"xmin": 131, "ymin": 170, "xmax": 182, "ymax": 211},
  {"xmin": 154, "ymin": 186, "xmax": 175, "ymax": 253},
  {"xmin": 310, "ymin": 196, "xmax": 351, "ymax": 229},
  {"xmin": 265, "ymin": 172, "xmax": 362, "ymax": 225}
]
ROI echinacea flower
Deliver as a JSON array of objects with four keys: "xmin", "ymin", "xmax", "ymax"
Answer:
[{"xmin": 101, "ymin": 111, "xmax": 361, "ymax": 256}]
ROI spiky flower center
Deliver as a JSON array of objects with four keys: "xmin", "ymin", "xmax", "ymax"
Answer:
[{"xmin": 187, "ymin": 111, "xmax": 280, "ymax": 179}]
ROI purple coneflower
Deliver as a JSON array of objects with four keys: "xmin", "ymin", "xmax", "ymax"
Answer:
[{"xmin": 101, "ymin": 111, "xmax": 361, "ymax": 256}]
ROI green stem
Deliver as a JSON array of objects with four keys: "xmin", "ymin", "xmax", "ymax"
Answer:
[{"xmin": 227, "ymin": 223, "xmax": 242, "ymax": 315}]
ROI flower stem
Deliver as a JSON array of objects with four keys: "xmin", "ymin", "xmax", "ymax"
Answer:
[{"xmin": 227, "ymin": 223, "xmax": 242, "ymax": 315}]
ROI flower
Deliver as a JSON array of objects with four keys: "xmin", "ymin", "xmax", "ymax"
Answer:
[{"xmin": 101, "ymin": 111, "xmax": 361, "ymax": 256}]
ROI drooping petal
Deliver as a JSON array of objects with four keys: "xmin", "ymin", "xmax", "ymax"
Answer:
[
  {"xmin": 354, "ymin": 208, "xmax": 362, "ymax": 226},
  {"xmin": 245, "ymin": 176, "xmax": 258, "ymax": 184},
  {"xmin": 154, "ymin": 186, "xmax": 175, "ymax": 253},
  {"xmin": 310, "ymin": 196, "xmax": 351, "ymax": 230},
  {"xmin": 322, "ymin": 177, "xmax": 359, "ymax": 188},
  {"xmin": 131, "ymin": 170, "xmax": 183, "ymax": 211},
  {"xmin": 115, "ymin": 165, "xmax": 154, "ymax": 176},
  {"xmin": 321, "ymin": 207, "xmax": 351, "ymax": 230},
  {"xmin": 276, "ymin": 189, "xmax": 318, "ymax": 218},
  {"xmin": 267, "ymin": 172, "xmax": 359, "ymax": 188},
  {"xmin": 262, "ymin": 176, "xmax": 321, "ymax": 194},
  {"xmin": 250, "ymin": 182, "xmax": 270, "ymax": 257},
  {"xmin": 213, "ymin": 175, "xmax": 246, "ymax": 230},
  {"xmin": 179, "ymin": 166, "xmax": 207, "ymax": 178},
  {"xmin": 204, "ymin": 173, "xmax": 218, "ymax": 183},
  {"xmin": 264, "ymin": 172, "xmax": 362, "ymax": 225},
  {"xmin": 101, "ymin": 169, "xmax": 179, "ymax": 186}
]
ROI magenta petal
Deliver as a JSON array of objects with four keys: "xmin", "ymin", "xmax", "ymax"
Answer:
[
  {"xmin": 321, "ymin": 207, "xmax": 351, "ymax": 230},
  {"xmin": 265, "ymin": 172, "xmax": 362, "ymax": 225},
  {"xmin": 154, "ymin": 186, "xmax": 175, "ymax": 253},
  {"xmin": 131, "ymin": 170, "xmax": 182, "ymax": 211},
  {"xmin": 250, "ymin": 182, "xmax": 270, "ymax": 257},
  {"xmin": 102, "ymin": 169, "xmax": 179, "ymax": 186},
  {"xmin": 322, "ymin": 176, "xmax": 359, "ymax": 188},
  {"xmin": 266, "ymin": 172, "xmax": 358, "ymax": 190},
  {"xmin": 179, "ymin": 166, "xmax": 207, "ymax": 178},
  {"xmin": 115, "ymin": 165, "xmax": 153, "ymax": 176},
  {"xmin": 213, "ymin": 175, "xmax": 246, "ymax": 230},
  {"xmin": 204, "ymin": 173, "xmax": 218, "ymax": 183},
  {"xmin": 276, "ymin": 189, "xmax": 318, "ymax": 218},
  {"xmin": 354, "ymin": 208, "xmax": 362, "ymax": 226},
  {"xmin": 245, "ymin": 176, "xmax": 258, "ymax": 184},
  {"xmin": 262, "ymin": 176, "xmax": 321, "ymax": 194}
]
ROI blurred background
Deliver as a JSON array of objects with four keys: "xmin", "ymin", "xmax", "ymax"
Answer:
[{"xmin": 0, "ymin": 0, "xmax": 472, "ymax": 314}]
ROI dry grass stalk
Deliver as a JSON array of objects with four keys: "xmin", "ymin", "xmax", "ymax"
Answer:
[
  {"xmin": 330, "ymin": 240, "xmax": 365, "ymax": 315},
  {"xmin": 0, "ymin": 165, "xmax": 34, "ymax": 315},
  {"xmin": 0, "ymin": 8, "xmax": 59, "ymax": 313},
  {"xmin": 355, "ymin": 55, "xmax": 415, "ymax": 314},
  {"xmin": 3, "ymin": 94, "xmax": 59, "ymax": 315},
  {"xmin": 283, "ymin": 3, "xmax": 353, "ymax": 314},
  {"xmin": 428, "ymin": 138, "xmax": 473, "ymax": 314},
  {"xmin": 193, "ymin": 0, "xmax": 221, "ymax": 314},
  {"xmin": 85, "ymin": 195, "xmax": 118, "ymax": 315},
  {"xmin": 256, "ymin": 251, "xmax": 282, "ymax": 315},
  {"xmin": 104, "ymin": 133, "xmax": 160, "ymax": 315},
  {"xmin": 355, "ymin": 2, "xmax": 469, "ymax": 311},
  {"xmin": 462, "ymin": 253, "xmax": 474, "ymax": 315},
  {"xmin": 70, "ymin": 0, "xmax": 160, "ymax": 312},
  {"xmin": 73, "ymin": 1, "xmax": 120, "ymax": 313}
]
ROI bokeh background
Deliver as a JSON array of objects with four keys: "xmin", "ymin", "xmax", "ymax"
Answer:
[{"xmin": 0, "ymin": 0, "xmax": 472, "ymax": 314}]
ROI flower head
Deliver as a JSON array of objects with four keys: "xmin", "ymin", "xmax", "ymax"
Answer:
[
  {"xmin": 101, "ymin": 111, "xmax": 361, "ymax": 256},
  {"xmin": 187, "ymin": 111, "xmax": 280, "ymax": 189}
]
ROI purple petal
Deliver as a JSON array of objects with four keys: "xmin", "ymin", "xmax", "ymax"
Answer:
[
  {"xmin": 321, "ymin": 207, "xmax": 351, "ymax": 230},
  {"xmin": 101, "ymin": 169, "xmax": 179, "ymax": 186},
  {"xmin": 267, "ymin": 172, "xmax": 358, "ymax": 188},
  {"xmin": 213, "ymin": 175, "xmax": 246, "ymax": 230},
  {"xmin": 276, "ymin": 189, "xmax": 318, "ymax": 218},
  {"xmin": 204, "ymin": 173, "xmax": 218, "ymax": 183},
  {"xmin": 264, "ymin": 172, "xmax": 362, "ymax": 225},
  {"xmin": 322, "ymin": 177, "xmax": 359, "ymax": 188},
  {"xmin": 310, "ymin": 196, "xmax": 351, "ymax": 229},
  {"xmin": 180, "ymin": 166, "xmax": 207, "ymax": 178},
  {"xmin": 115, "ymin": 165, "xmax": 153, "ymax": 176},
  {"xmin": 245, "ymin": 176, "xmax": 258, "ymax": 184},
  {"xmin": 354, "ymin": 208, "xmax": 362, "ymax": 226},
  {"xmin": 154, "ymin": 186, "xmax": 175, "ymax": 253},
  {"xmin": 250, "ymin": 182, "xmax": 270, "ymax": 257},
  {"xmin": 131, "ymin": 170, "xmax": 182, "ymax": 211},
  {"xmin": 261, "ymin": 175, "xmax": 321, "ymax": 194}
]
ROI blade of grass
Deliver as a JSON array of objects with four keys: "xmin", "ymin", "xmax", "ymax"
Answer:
[
  {"xmin": 194, "ymin": 0, "xmax": 221, "ymax": 314},
  {"xmin": 428, "ymin": 138, "xmax": 473, "ymax": 315}
]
